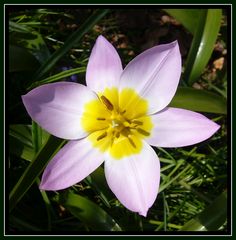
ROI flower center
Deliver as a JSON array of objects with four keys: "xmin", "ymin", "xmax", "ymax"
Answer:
[{"xmin": 81, "ymin": 88, "xmax": 153, "ymax": 159}]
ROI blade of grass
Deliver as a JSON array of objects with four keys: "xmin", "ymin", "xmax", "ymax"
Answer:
[
  {"xmin": 157, "ymin": 147, "xmax": 176, "ymax": 161},
  {"xmin": 160, "ymin": 159, "xmax": 185, "ymax": 185},
  {"xmin": 160, "ymin": 163, "xmax": 176, "ymax": 173},
  {"xmin": 32, "ymin": 121, "xmax": 42, "ymax": 153},
  {"xmin": 163, "ymin": 192, "xmax": 167, "ymax": 231},
  {"xmin": 33, "ymin": 9, "xmax": 109, "ymax": 81},
  {"xmin": 155, "ymin": 196, "xmax": 187, "ymax": 231},
  {"xmin": 28, "ymin": 67, "xmax": 86, "ymax": 90},
  {"xmin": 159, "ymin": 164, "xmax": 191, "ymax": 193}
]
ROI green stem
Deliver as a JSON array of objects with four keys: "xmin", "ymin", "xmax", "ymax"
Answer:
[{"xmin": 36, "ymin": 178, "xmax": 53, "ymax": 231}]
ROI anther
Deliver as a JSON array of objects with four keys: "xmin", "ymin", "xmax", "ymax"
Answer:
[
  {"xmin": 100, "ymin": 95, "xmax": 114, "ymax": 111},
  {"xmin": 97, "ymin": 132, "xmax": 107, "ymax": 141},
  {"xmin": 96, "ymin": 117, "xmax": 106, "ymax": 121},
  {"xmin": 137, "ymin": 128, "xmax": 150, "ymax": 136},
  {"xmin": 128, "ymin": 137, "xmax": 136, "ymax": 148},
  {"xmin": 115, "ymin": 132, "xmax": 120, "ymax": 138},
  {"xmin": 132, "ymin": 120, "xmax": 143, "ymax": 125}
]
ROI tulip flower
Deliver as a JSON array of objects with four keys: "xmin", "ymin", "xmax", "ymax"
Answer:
[{"xmin": 22, "ymin": 35, "xmax": 220, "ymax": 216}]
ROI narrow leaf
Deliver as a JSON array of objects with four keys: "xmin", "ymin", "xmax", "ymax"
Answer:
[
  {"xmin": 32, "ymin": 121, "xmax": 43, "ymax": 153},
  {"xmin": 28, "ymin": 67, "xmax": 86, "ymax": 90},
  {"xmin": 59, "ymin": 191, "xmax": 122, "ymax": 231},
  {"xmin": 9, "ymin": 135, "xmax": 65, "ymax": 212},
  {"xmin": 169, "ymin": 87, "xmax": 227, "ymax": 114},
  {"xmin": 183, "ymin": 9, "xmax": 222, "ymax": 85}
]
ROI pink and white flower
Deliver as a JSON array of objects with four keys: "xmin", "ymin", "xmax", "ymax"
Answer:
[{"xmin": 22, "ymin": 35, "xmax": 220, "ymax": 216}]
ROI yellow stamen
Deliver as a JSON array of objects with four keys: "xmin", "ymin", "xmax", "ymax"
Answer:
[
  {"xmin": 132, "ymin": 120, "xmax": 143, "ymax": 125},
  {"xmin": 82, "ymin": 88, "xmax": 153, "ymax": 159},
  {"xmin": 100, "ymin": 95, "xmax": 114, "ymax": 111},
  {"xmin": 137, "ymin": 128, "xmax": 150, "ymax": 136},
  {"xmin": 97, "ymin": 132, "xmax": 107, "ymax": 141},
  {"xmin": 116, "ymin": 132, "xmax": 120, "ymax": 138},
  {"xmin": 128, "ymin": 137, "xmax": 137, "ymax": 148},
  {"xmin": 97, "ymin": 117, "xmax": 106, "ymax": 120}
]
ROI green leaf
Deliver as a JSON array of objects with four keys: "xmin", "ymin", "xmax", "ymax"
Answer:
[
  {"xmin": 9, "ymin": 124, "xmax": 32, "ymax": 148},
  {"xmin": 9, "ymin": 125, "xmax": 34, "ymax": 161},
  {"xmin": 33, "ymin": 9, "xmax": 109, "ymax": 81},
  {"xmin": 32, "ymin": 121, "xmax": 43, "ymax": 153},
  {"xmin": 183, "ymin": 9, "xmax": 222, "ymax": 85},
  {"xmin": 21, "ymin": 31, "xmax": 51, "ymax": 64},
  {"xmin": 169, "ymin": 87, "xmax": 227, "ymax": 114},
  {"xmin": 59, "ymin": 191, "xmax": 122, "ymax": 231},
  {"xmin": 163, "ymin": 9, "xmax": 200, "ymax": 35},
  {"xmin": 9, "ymin": 22, "xmax": 51, "ymax": 64},
  {"xmin": 28, "ymin": 67, "xmax": 86, "ymax": 90},
  {"xmin": 9, "ymin": 124, "xmax": 50, "ymax": 162},
  {"xmin": 180, "ymin": 191, "xmax": 227, "ymax": 231},
  {"xmin": 9, "ymin": 45, "xmax": 40, "ymax": 72},
  {"xmin": 9, "ymin": 135, "xmax": 65, "ymax": 212}
]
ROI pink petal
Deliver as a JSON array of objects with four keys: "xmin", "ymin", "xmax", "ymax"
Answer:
[
  {"xmin": 22, "ymin": 82, "xmax": 98, "ymax": 140},
  {"xmin": 104, "ymin": 141, "xmax": 160, "ymax": 217},
  {"xmin": 86, "ymin": 35, "xmax": 123, "ymax": 93},
  {"xmin": 147, "ymin": 107, "xmax": 220, "ymax": 148},
  {"xmin": 40, "ymin": 138, "xmax": 104, "ymax": 190},
  {"xmin": 119, "ymin": 41, "xmax": 181, "ymax": 114}
]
